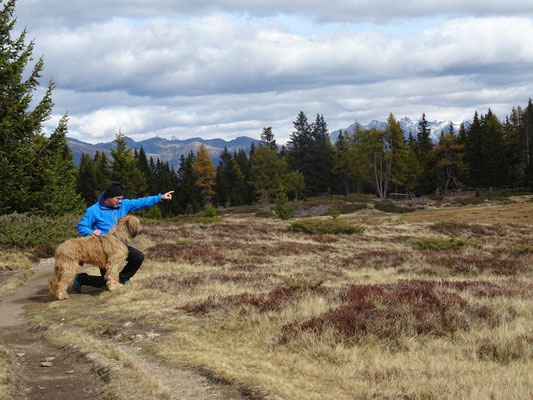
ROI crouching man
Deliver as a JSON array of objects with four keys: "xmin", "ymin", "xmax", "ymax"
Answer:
[{"xmin": 73, "ymin": 182, "xmax": 174, "ymax": 292}]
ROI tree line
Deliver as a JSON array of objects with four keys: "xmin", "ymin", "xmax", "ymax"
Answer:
[
  {"xmin": 1, "ymin": 0, "xmax": 532, "ymax": 218},
  {"xmin": 76, "ymin": 102, "xmax": 533, "ymax": 218}
]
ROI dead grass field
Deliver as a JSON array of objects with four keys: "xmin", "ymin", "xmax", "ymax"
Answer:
[{"xmin": 29, "ymin": 195, "xmax": 533, "ymax": 399}]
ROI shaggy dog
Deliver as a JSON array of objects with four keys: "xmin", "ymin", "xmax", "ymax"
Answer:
[{"xmin": 49, "ymin": 215, "xmax": 141, "ymax": 300}]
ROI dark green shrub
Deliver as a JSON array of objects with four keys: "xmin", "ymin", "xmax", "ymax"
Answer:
[
  {"xmin": 203, "ymin": 203, "xmax": 218, "ymax": 218},
  {"xmin": 336, "ymin": 203, "xmax": 367, "ymax": 214},
  {"xmin": 413, "ymin": 237, "xmax": 472, "ymax": 251},
  {"xmin": 329, "ymin": 206, "xmax": 340, "ymax": 220},
  {"xmin": 290, "ymin": 218, "xmax": 365, "ymax": 234},
  {"xmin": 374, "ymin": 200, "xmax": 414, "ymax": 213},
  {"xmin": 0, "ymin": 213, "xmax": 80, "ymax": 251},
  {"xmin": 272, "ymin": 192, "xmax": 292, "ymax": 220}
]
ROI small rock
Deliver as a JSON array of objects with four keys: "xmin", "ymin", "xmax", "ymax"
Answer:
[
  {"xmin": 40, "ymin": 362, "xmax": 53, "ymax": 367},
  {"xmin": 66, "ymin": 370, "xmax": 74, "ymax": 374},
  {"xmin": 146, "ymin": 331, "xmax": 160, "ymax": 341},
  {"xmin": 44, "ymin": 357, "xmax": 55, "ymax": 362},
  {"xmin": 123, "ymin": 321, "xmax": 133, "ymax": 328},
  {"xmin": 16, "ymin": 352, "xmax": 25, "ymax": 357}
]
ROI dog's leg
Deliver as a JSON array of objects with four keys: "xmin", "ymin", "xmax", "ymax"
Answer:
[
  {"xmin": 104, "ymin": 255, "xmax": 124, "ymax": 291},
  {"xmin": 50, "ymin": 259, "xmax": 78, "ymax": 300}
]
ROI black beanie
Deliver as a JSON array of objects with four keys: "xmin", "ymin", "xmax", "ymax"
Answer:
[{"xmin": 104, "ymin": 182, "xmax": 124, "ymax": 199}]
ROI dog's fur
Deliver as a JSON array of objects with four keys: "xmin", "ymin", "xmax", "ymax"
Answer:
[{"xmin": 49, "ymin": 215, "xmax": 141, "ymax": 300}]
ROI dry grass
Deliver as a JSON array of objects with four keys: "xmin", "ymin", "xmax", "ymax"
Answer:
[
  {"xmin": 29, "ymin": 196, "xmax": 533, "ymax": 399},
  {"xmin": 0, "ymin": 346, "xmax": 13, "ymax": 400}
]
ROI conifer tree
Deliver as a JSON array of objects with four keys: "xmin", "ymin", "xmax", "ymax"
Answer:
[
  {"xmin": 260, "ymin": 127, "xmax": 277, "ymax": 151},
  {"xmin": 250, "ymin": 145, "xmax": 289, "ymax": 203},
  {"xmin": 233, "ymin": 148, "xmax": 255, "ymax": 204},
  {"xmin": 432, "ymin": 131, "xmax": 464, "ymax": 192},
  {"xmin": 135, "ymin": 147, "xmax": 156, "ymax": 194},
  {"xmin": 215, "ymin": 147, "xmax": 245, "ymax": 207},
  {"xmin": 481, "ymin": 110, "xmax": 508, "ymax": 187},
  {"xmin": 28, "ymin": 116, "xmax": 84, "ymax": 215},
  {"xmin": 415, "ymin": 113, "xmax": 436, "ymax": 194},
  {"xmin": 334, "ymin": 130, "xmax": 351, "ymax": 194},
  {"xmin": 93, "ymin": 151, "xmax": 112, "ymax": 195},
  {"xmin": 177, "ymin": 152, "xmax": 200, "ymax": 213},
  {"xmin": 192, "ymin": 145, "xmax": 216, "ymax": 205},
  {"xmin": 110, "ymin": 132, "xmax": 146, "ymax": 197},
  {"xmin": 287, "ymin": 112, "xmax": 334, "ymax": 196},
  {"xmin": 0, "ymin": 0, "xmax": 79, "ymax": 214},
  {"xmin": 77, "ymin": 153, "xmax": 98, "ymax": 205},
  {"xmin": 464, "ymin": 111, "xmax": 484, "ymax": 186},
  {"xmin": 525, "ymin": 99, "xmax": 533, "ymax": 188}
]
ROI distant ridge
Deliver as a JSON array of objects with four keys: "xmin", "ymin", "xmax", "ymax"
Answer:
[
  {"xmin": 67, "ymin": 135, "xmax": 260, "ymax": 168},
  {"xmin": 330, "ymin": 117, "xmax": 471, "ymax": 143}
]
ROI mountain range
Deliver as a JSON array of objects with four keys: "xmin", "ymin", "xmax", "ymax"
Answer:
[
  {"xmin": 67, "ymin": 117, "xmax": 471, "ymax": 168},
  {"xmin": 67, "ymin": 135, "xmax": 261, "ymax": 169},
  {"xmin": 329, "ymin": 117, "xmax": 471, "ymax": 142}
]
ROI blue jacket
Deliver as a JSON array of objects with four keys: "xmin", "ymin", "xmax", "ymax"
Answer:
[{"xmin": 77, "ymin": 193, "xmax": 162, "ymax": 237}]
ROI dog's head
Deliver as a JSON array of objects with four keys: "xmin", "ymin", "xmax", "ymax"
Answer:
[
  {"xmin": 122, "ymin": 215, "xmax": 141, "ymax": 238},
  {"xmin": 110, "ymin": 215, "xmax": 141, "ymax": 241}
]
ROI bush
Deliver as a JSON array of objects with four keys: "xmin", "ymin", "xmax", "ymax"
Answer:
[
  {"xmin": 272, "ymin": 192, "xmax": 292, "ymax": 220},
  {"xmin": 336, "ymin": 202, "xmax": 367, "ymax": 214},
  {"xmin": 329, "ymin": 206, "xmax": 340, "ymax": 219},
  {"xmin": 290, "ymin": 218, "xmax": 365, "ymax": 235},
  {"xmin": 0, "ymin": 213, "xmax": 80, "ymax": 257},
  {"xmin": 374, "ymin": 200, "xmax": 414, "ymax": 213},
  {"xmin": 139, "ymin": 204, "xmax": 162, "ymax": 220},
  {"xmin": 413, "ymin": 237, "xmax": 472, "ymax": 251},
  {"xmin": 203, "ymin": 203, "xmax": 218, "ymax": 218}
]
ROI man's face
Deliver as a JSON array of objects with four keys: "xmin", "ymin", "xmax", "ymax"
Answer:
[{"xmin": 105, "ymin": 196, "xmax": 123, "ymax": 208}]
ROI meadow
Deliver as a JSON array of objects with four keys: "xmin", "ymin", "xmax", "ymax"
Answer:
[{"xmin": 16, "ymin": 194, "xmax": 533, "ymax": 399}]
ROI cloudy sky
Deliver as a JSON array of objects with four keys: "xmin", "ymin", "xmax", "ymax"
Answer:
[{"xmin": 14, "ymin": 0, "xmax": 533, "ymax": 144}]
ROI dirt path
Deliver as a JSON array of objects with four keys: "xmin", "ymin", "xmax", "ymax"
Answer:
[
  {"xmin": 0, "ymin": 260, "xmax": 249, "ymax": 400},
  {"xmin": 0, "ymin": 259, "xmax": 105, "ymax": 400}
]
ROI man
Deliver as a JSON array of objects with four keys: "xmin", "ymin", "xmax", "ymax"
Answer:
[{"xmin": 73, "ymin": 182, "xmax": 174, "ymax": 293}]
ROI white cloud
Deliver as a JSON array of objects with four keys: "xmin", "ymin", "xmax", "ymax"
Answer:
[
  {"xmin": 16, "ymin": 0, "xmax": 533, "ymax": 27},
  {"xmin": 35, "ymin": 16, "xmax": 533, "ymax": 97},
  {"xmin": 14, "ymin": 0, "xmax": 532, "ymax": 144}
]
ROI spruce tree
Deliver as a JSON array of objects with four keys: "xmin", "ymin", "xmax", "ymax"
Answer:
[
  {"xmin": 287, "ymin": 112, "xmax": 334, "ymax": 196},
  {"xmin": 177, "ymin": 152, "xmax": 201, "ymax": 213},
  {"xmin": 110, "ymin": 132, "xmax": 146, "ymax": 197},
  {"xmin": 260, "ymin": 127, "xmax": 277, "ymax": 151},
  {"xmin": 215, "ymin": 147, "xmax": 245, "ymax": 207},
  {"xmin": 77, "ymin": 153, "xmax": 98, "ymax": 205},
  {"xmin": 0, "ymin": 0, "xmax": 81, "ymax": 215},
  {"xmin": 415, "ymin": 113, "xmax": 436, "ymax": 194},
  {"xmin": 94, "ymin": 151, "xmax": 112, "ymax": 195},
  {"xmin": 464, "ymin": 111, "xmax": 485, "ymax": 186},
  {"xmin": 481, "ymin": 110, "xmax": 508, "ymax": 187}
]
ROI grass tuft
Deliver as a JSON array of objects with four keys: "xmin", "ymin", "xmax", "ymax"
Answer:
[{"xmin": 289, "ymin": 218, "xmax": 365, "ymax": 234}]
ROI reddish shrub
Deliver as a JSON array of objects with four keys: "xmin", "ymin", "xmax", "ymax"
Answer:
[
  {"xmin": 273, "ymin": 241, "xmax": 337, "ymax": 256},
  {"xmin": 425, "ymin": 251, "xmax": 527, "ymax": 276},
  {"xmin": 440, "ymin": 279, "xmax": 533, "ymax": 298},
  {"xmin": 178, "ymin": 285, "xmax": 332, "ymax": 314},
  {"xmin": 281, "ymin": 280, "xmax": 493, "ymax": 344},
  {"xmin": 310, "ymin": 235, "xmax": 340, "ymax": 243},
  {"xmin": 340, "ymin": 250, "xmax": 407, "ymax": 270},
  {"xmin": 430, "ymin": 222, "xmax": 507, "ymax": 237}
]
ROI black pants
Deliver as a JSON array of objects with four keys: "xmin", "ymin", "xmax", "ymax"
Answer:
[{"xmin": 77, "ymin": 246, "xmax": 144, "ymax": 287}]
